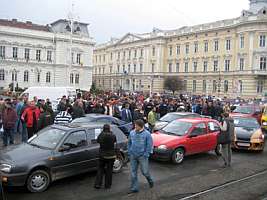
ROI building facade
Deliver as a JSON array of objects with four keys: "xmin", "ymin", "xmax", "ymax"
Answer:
[
  {"xmin": 0, "ymin": 18, "xmax": 94, "ymax": 91},
  {"xmin": 93, "ymin": 0, "xmax": 267, "ymax": 99}
]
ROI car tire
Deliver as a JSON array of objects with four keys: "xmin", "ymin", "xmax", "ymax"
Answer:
[
  {"xmin": 113, "ymin": 153, "xmax": 124, "ymax": 173},
  {"xmin": 171, "ymin": 148, "xmax": 185, "ymax": 164},
  {"xmin": 215, "ymin": 144, "xmax": 222, "ymax": 156},
  {"xmin": 27, "ymin": 170, "xmax": 51, "ymax": 193}
]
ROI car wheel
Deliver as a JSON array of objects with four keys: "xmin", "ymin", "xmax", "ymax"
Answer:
[
  {"xmin": 27, "ymin": 170, "xmax": 50, "ymax": 193},
  {"xmin": 215, "ymin": 144, "xmax": 222, "ymax": 156},
  {"xmin": 172, "ymin": 148, "xmax": 185, "ymax": 164},
  {"xmin": 113, "ymin": 153, "xmax": 124, "ymax": 173}
]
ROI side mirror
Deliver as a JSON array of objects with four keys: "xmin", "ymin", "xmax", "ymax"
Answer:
[{"xmin": 59, "ymin": 145, "xmax": 71, "ymax": 152}]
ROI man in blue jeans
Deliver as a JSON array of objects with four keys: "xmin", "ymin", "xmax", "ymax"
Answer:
[{"xmin": 128, "ymin": 119, "xmax": 154, "ymax": 194}]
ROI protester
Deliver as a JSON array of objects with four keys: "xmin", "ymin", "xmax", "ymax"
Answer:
[
  {"xmin": 2, "ymin": 100, "xmax": 18, "ymax": 146},
  {"xmin": 218, "ymin": 112, "xmax": 235, "ymax": 167},
  {"xmin": 121, "ymin": 103, "xmax": 132, "ymax": 123},
  {"xmin": 38, "ymin": 105, "xmax": 53, "ymax": 131},
  {"xmin": 72, "ymin": 101, "xmax": 85, "ymax": 119},
  {"xmin": 94, "ymin": 124, "xmax": 117, "ymax": 189},
  {"xmin": 147, "ymin": 107, "xmax": 157, "ymax": 132},
  {"xmin": 128, "ymin": 119, "xmax": 154, "ymax": 194},
  {"xmin": 54, "ymin": 106, "xmax": 72, "ymax": 124}
]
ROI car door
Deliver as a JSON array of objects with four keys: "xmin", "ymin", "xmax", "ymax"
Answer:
[
  {"xmin": 186, "ymin": 123, "xmax": 208, "ymax": 154},
  {"xmin": 53, "ymin": 130, "xmax": 89, "ymax": 180},
  {"xmin": 207, "ymin": 121, "xmax": 221, "ymax": 151}
]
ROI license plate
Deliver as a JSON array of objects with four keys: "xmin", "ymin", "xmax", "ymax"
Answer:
[{"xmin": 237, "ymin": 142, "xmax": 250, "ymax": 147}]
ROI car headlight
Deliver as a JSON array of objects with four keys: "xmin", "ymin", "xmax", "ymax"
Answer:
[
  {"xmin": 157, "ymin": 145, "xmax": 168, "ymax": 150},
  {"xmin": 262, "ymin": 122, "xmax": 267, "ymax": 126},
  {"xmin": 0, "ymin": 164, "xmax": 12, "ymax": 173}
]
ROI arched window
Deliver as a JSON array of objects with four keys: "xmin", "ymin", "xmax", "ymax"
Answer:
[
  {"xmin": 65, "ymin": 25, "xmax": 71, "ymax": 31},
  {"xmin": 24, "ymin": 70, "xmax": 29, "ymax": 82},
  {"xmin": 76, "ymin": 26, "xmax": 81, "ymax": 32},
  {"xmin": 37, "ymin": 72, "xmax": 41, "ymax": 83},
  {"xmin": 12, "ymin": 71, "xmax": 17, "ymax": 81},
  {"xmin": 46, "ymin": 72, "xmax": 51, "ymax": 83},
  {"xmin": 0, "ymin": 69, "xmax": 4, "ymax": 81},
  {"xmin": 75, "ymin": 74, "xmax": 79, "ymax": 84},
  {"xmin": 70, "ymin": 73, "xmax": 74, "ymax": 84}
]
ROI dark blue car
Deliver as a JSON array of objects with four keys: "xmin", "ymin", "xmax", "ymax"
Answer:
[{"xmin": 71, "ymin": 114, "xmax": 133, "ymax": 136}]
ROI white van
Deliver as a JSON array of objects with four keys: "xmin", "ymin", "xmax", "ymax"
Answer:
[{"xmin": 21, "ymin": 87, "xmax": 77, "ymax": 110}]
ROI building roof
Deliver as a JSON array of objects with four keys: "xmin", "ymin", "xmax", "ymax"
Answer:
[
  {"xmin": 51, "ymin": 19, "xmax": 89, "ymax": 26},
  {"xmin": 0, "ymin": 19, "xmax": 51, "ymax": 32}
]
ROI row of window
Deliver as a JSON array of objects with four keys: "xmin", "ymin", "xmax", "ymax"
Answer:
[
  {"xmin": 0, "ymin": 69, "xmax": 51, "ymax": 83},
  {"xmin": 94, "ymin": 56, "xmax": 266, "ymax": 74}
]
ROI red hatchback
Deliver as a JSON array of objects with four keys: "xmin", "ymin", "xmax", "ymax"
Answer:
[
  {"xmin": 231, "ymin": 105, "xmax": 262, "ymax": 124},
  {"xmin": 152, "ymin": 118, "xmax": 221, "ymax": 164}
]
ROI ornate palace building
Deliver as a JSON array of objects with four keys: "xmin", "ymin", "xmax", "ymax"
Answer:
[
  {"xmin": 93, "ymin": 0, "xmax": 267, "ymax": 98},
  {"xmin": 0, "ymin": 18, "xmax": 94, "ymax": 91}
]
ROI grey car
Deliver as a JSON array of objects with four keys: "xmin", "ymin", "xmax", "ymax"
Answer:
[{"xmin": 0, "ymin": 123, "xmax": 128, "ymax": 193}]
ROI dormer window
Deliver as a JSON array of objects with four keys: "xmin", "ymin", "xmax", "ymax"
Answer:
[
  {"xmin": 76, "ymin": 26, "xmax": 81, "ymax": 32},
  {"xmin": 65, "ymin": 25, "xmax": 71, "ymax": 31},
  {"xmin": 263, "ymin": 10, "xmax": 266, "ymax": 14}
]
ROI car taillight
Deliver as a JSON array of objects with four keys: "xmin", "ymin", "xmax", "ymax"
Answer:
[{"xmin": 259, "ymin": 134, "xmax": 265, "ymax": 140}]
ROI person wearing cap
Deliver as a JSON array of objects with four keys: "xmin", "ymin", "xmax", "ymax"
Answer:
[
  {"xmin": 94, "ymin": 124, "xmax": 117, "ymax": 189},
  {"xmin": 2, "ymin": 100, "xmax": 17, "ymax": 146}
]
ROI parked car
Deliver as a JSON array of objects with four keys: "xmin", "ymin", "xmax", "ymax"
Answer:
[
  {"xmin": 231, "ymin": 105, "xmax": 262, "ymax": 124},
  {"xmin": 152, "ymin": 118, "xmax": 221, "ymax": 164},
  {"xmin": 0, "ymin": 123, "xmax": 128, "ymax": 193},
  {"xmin": 261, "ymin": 105, "xmax": 267, "ymax": 133},
  {"xmin": 146, "ymin": 112, "xmax": 201, "ymax": 132},
  {"xmin": 232, "ymin": 115, "xmax": 265, "ymax": 151},
  {"xmin": 71, "ymin": 114, "xmax": 133, "ymax": 136}
]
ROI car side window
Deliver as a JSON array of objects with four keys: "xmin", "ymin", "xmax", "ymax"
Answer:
[
  {"xmin": 63, "ymin": 131, "xmax": 87, "ymax": 149},
  {"xmin": 208, "ymin": 122, "xmax": 220, "ymax": 132},
  {"xmin": 87, "ymin": 128, "xmax": 102, "ymax": 143},
  {"xmin": 191, "ymin": 123, "xmax": 207, "ymax": 136}
]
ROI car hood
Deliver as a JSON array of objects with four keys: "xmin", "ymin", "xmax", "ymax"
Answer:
[
  {"xmin": 0, "ymin": 143, "xmax": 52, "ymax": 165},
  {"xmin": 154, "ymin": 121, "xmax": 168, "ymax": 131},
  {"xmin": 152, "ymin": 132, "xmax": 182, "ymax": 146},
  {"xmin": 235, "ymin": 127, "xmax": 258, "ymax": 140}
]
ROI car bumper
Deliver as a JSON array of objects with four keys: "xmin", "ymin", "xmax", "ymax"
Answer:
[
  {"xmin": 151, "ymin": 148, "xmax": 173, "ymax": 161},
  {"xmin": 1, "ymin": 172, "xmax": 28, "ymax": 187},
  {"xmin": 232, "ymin": 141, "xmax": 265, "ymax": 151}
]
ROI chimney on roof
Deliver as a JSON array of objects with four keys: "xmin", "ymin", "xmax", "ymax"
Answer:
[
  {"xmin": 26, "ymin": 21, "xmax": 32, "ymax": 25},
  {"xmin": 12, "ymin": 19, "xmax": 17, "ymax": 23}
]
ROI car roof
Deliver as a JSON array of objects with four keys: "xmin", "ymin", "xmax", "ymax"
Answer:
[
  {"xmin": 51, "ymin": 123, "xmax": 116, "ymax": 130},
  {"xmin": 178, "ymin": 117, "xmax": 213, "ymax": 123},
  {"xmin": 168, "ymin": 112, "xmax": 199, "ymax": 116},
  {"xmin": 85, "ymin": 114, "xmax": 114, "ymax": 119},
  {"xmin": 231, "ymin": 115, "xmax": 256, "ymax": 119}
]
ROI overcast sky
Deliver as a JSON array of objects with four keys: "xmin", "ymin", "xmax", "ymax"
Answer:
[{"xmin": 0, "ymin": 0, "xmax": 249, "ymax": 43}]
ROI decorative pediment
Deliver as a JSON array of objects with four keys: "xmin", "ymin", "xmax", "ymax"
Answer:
[{"xmin": 115, "ymin": 33, "xmax": 143, "ymax": 45}]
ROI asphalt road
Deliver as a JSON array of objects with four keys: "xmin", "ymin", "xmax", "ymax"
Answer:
[{"xmin": 2, "ymin": 137, "xmax": 267, "ymax": 200}]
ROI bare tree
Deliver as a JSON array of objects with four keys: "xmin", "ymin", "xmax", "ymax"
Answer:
[{"xmin": 163, "ymin": 76, "xmax": 184, "ymax": 95}]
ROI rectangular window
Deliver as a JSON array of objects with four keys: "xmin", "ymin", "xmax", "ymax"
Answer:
[
  {"xmin": 193, "ymin": 80, "xmax": 197, "ymax": 93},
  {"xmin": 213, "ymin": 60, "xmax": 218, "ymax": 72},
  {"xmin": 13, "ymin": 47, "xmax": 18, "ymax": 59},
  {"xmin": 134, "ymin": 50, "xmax": 137, "ymax": 58},
  {"xmin": 24, "ymin": 48, "xmax": 30, "ymax": 60},
  {"xmin": 47, "ymin": 50, "xmax": 52, "ymax": 62},
  {"xmin": 183, "ymin": 80, "xmax": 187, "ymax": 91},
  {"xmin": 123, "ymin": 51, "xmax": 126, "ymax": 58},
  {"xmin": 226, "ymin": 39, "xmax": 231, "ymax": 51},
  {"xmin": 224, "ymin": 80, "xmax": 229, "ymax": 93},
  {"xmin": 168, "ymin": 63, "xmax": 172, "ymax": 73},
  {"xmin": 239, "ymin": 58, "xmax": 244, "ymax": 71},
  {"xmin": 152, "ymin": 47, "xmax": 156, "ymax": 56},
  {"xmin": 117, "ymin": 65, "xmax": 120, "ymax": 73},
  {"xmin": 257, "ymin": 80, "xmax": 264, "ymax": 93},
  {"xmin": 204, "ymin": 41, "xmax": 209, "ymax": 52},
  {"xmin": 128, "ymin": 50, "xmax": 131, "ymax": 59},
  {"xmin": 140, "ymin": 64, "xmax": 143, "ymax": 72},
  {"xmin": 110, "ymin": 52, "xmax": 113, "ymax": 60},
  {"xmin": 140, "ymin": 49, "xmax": 144, "ymax": 57},
  {"xmin": 184, "ymin": 62, "xmax": 189, "ymax": 72},
  {"xmin": 118, "ymin": 52, "xmax": 120, "ymax": 59},
  {"xmin": 203, "ymin": 61, "xmax": 208, "ymax": 72},
  {"xmin": 260, "ymin": 35, "xmax": 266, "ymax": 47},
  {"xmin": 76, "ymin": 53, "xmax": 81, "ymax": 64},
  {"xmin": 203, "ymin": 80, "xmax": 207, "ymax": 93},
  {"xmin": 128, "ymin": 64, "xmax": 130, "ymax": 73},
  {"xmin": 225, "ymin": 60, "xmax": 230, "ymax": 72},
  {"xmin": 240, "ymin": 35, "xmax": 245, "ymax": 49},
  {"xmin": 169, "ymin": 46, "xmax": 173, "ymax": 56},
  {"xmin": 213, "ymin": 80, "xmax": 217, "ymax": 92},
  {"xmin": 193, "ymin": 62, "xmax": 197, "ymax": 72},
  {"xmin": 152, "ymin": 63, "xmax": 155, "ymax": 73},
  {"xmin": 122, "ymin": 65, "xmax": 125, "ymax": 73},
  {"xmin": 0, "ymin": 46, "xmax": 5, "ymax": 58},
  {"xmin": 134, "ymin": 64, "xmax": 136, "ymax": 73},
  {"xmin": 238, "ymin": 80, "xmax": 243, "ymax": 93},
  {"xmin": 194, "ymin": 42, "xmax": 198, "ymax": 53},
  {"xmin": 176, "ymin": 45, "xmax": 180, "ymax": 55},
  {"xmin": 109, "ymin": 66, "xmax": 112, "ymax": 73},
  {"xmin": 214, "ymin": 40, "xmax": 219, "ymax": 52},
  {"xmin": 260, "ymin": 57, "xmax": 267, "ymax": 70},
  {"xmin": 176, "ymin": 63, "xmax": 180, "ymax": 72},
  {"xmin": 185, "ymin": 44, "xmax": 189, "ymax": 54},
  {"xmin": 36, "ymin": 50, "xmax": 41, "ymax": 61}
]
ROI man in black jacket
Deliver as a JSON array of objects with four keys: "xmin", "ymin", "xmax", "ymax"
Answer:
[{"xmin": 94, "ymin": 124, "xmax": 117, "ymax": 189}]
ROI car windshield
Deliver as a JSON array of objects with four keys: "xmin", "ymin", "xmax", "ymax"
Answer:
[
  {"xmin": 162, "ymin": 121, "xmax": 192, "ymax": 136},
  {"xmin": 28, "ymin": 128, "xmax": 66, "ymax": 149},
  {"xmin": 233, "ymin": 106, "xmax": 254, "ymax": 114},
  {"xmin": 160, "ymin": 113, "xmax": 184, "ymax": 122},
  {"xmin": 233, "ymin": 117, "xmax": 260, "ymax": 129},
  {"xmin": 72, "ymin": 116, "xmax": 94, "ymax": 123}
]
